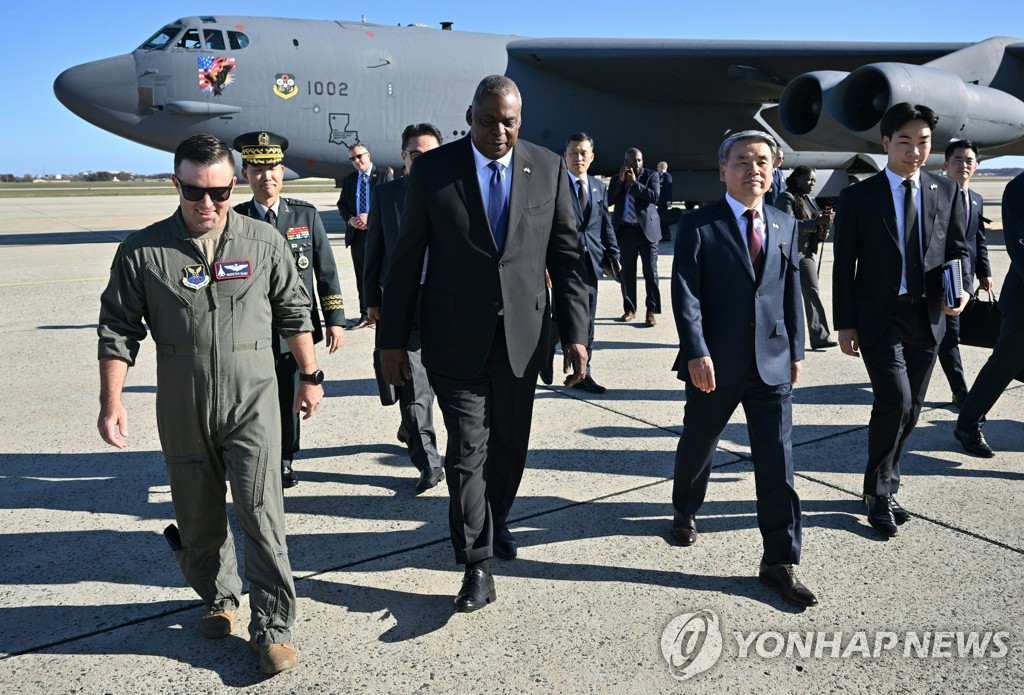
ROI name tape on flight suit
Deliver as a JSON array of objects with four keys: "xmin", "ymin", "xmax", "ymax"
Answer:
[{"xmin": 214, "ymin": 260, "xmax": 252, "ymax": 280}]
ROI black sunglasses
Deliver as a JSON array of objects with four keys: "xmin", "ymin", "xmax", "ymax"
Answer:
[{"xmin": 177, "ymin": 179, "xmax": 234, "ymax": 202}]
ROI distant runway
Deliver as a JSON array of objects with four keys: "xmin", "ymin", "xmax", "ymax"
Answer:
[{"xmin": 1, "ymin": 191, "xmax": 1021, "ymax": 692}]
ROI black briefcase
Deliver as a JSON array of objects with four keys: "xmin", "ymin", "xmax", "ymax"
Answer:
[
  {"xmin": 372, "ymin": 348, "xmax": 399, "ymax": 406},
  {"xmin": 958, "ymin": 289, "xmax": 1001, "ymax": 349},
  {"xmin": 601, "ymin": 251, "xmax": 622, "ymax": 283}
]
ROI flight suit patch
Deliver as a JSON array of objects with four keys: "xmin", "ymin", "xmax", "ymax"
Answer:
[
  {"xmin": 182, "ymin": 264, "xmax": 211, "ymax": 290},
  {"xmin": 214, "ymin": 259, "xmax": 252, "ymax": 280},
  {"xmin": 286, "ymin": 226, "xmax": 310, "ymax": 240}
]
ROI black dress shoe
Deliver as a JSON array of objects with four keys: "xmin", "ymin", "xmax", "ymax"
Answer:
[
  {"xmin": 954, "ymin": 427, "xmax": 995, "ymax": 458},
  {"xmin": 539, "ymin": 363, "xmax": 554, "ymax": 386},
  {"xmin": 397, "ymin": 425, "xmax": 408, "ymax": 444},
  {"xmin": 572, "ymin": 375, "xmax": 607, "ymax": 394},
  {"xmin": 281, "ymin": 466, "xmax": 299, "ymax": 489},
  {"xmin": 811, "ymin": 339, "xmax": 839, "ymax": 349},
  {"xmin": 414, "ymin": 467, "xmax": 444, "ymax": 494},
  {"xmin": 671, "ymin": 513, "xmax": 697, "ymax": 546},
  {"xmin": 864, "ymin": 494, "xmax": 898, "ymax": 537},
  {"xmin": 758, "ymin": 562, "xmax": 818, "ymax": 607},
  {"xmin": 494, "ymin": 524, "xmax": 517, "ymax": 559},
  {"xmin": 453, "ymin": 568, "xmax": 496, "ymax": 613},
  {"xmin": 889, "ymin": 496, "xmax": 911, "ymax": 525}
]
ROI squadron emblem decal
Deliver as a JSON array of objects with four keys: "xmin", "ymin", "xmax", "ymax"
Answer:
[
  {"xmin": 198, "ymin": 56, "xmax": 236, "ymax": 96},
  {"xmin": 274, "ymin": 73, "xmax": 298, "ymax": 100},
  {"xmin": 182, "ymin": 264, "xmax": 211, "ymax": 290}
]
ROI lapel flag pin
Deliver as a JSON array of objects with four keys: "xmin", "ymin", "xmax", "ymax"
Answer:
[
  {"xmin": 771, "ymin": 222, "xmax": 779, "ymax": 229},
  {"xmin": 523, "ymin": 167, "xmax": 531, "ymax": 174},
  {"xmin": 929, "ymin": 183, "xmax": 938, "ymax": 190}
]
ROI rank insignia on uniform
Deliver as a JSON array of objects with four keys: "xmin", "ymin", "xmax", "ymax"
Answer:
[
  {"xmin": 182, "ymin": 264, "xmax": 211, "ymax": 290},
  {"xmin": 297, "ymin": 255, "xmax": 310, "ymax": 269},
  {"xmin": 286, "ymin": 226, "xmax": 310, "ymax": 240},
  {"xmin": 214, "ymin": 259, "xmax": 252, "ymax": 280}
]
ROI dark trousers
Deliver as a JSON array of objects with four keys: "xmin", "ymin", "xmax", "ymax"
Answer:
[
  {"xmin": 349, "ymin": 230, "xmax": 368, "ymax": 319},
  {"xmin": 958, "ymin": 312, "xmax": 1024, "ymax": 432},
  {"xmin": 799, "ymin": 252, "xmax": 831, "ymax": 346},
  {"xmin": 938, "ymin": 314, "xmax": 968, "ymax": 401},
  {"xmin": 672, "ymin": 365, "xmax": 802, "ymax": 565},
  {"xmin": 549, "ymin": 261, "xmax": 599, "ymax": 375},
  {"xmin": 617, "ymin": 224, "xmax": 661, "ymax": 315},
  {"xmin": 399, "ymin": 321, "xmax": 441, "ymax": 472},
  {"xmin": 274, "ymin": 349, "xmax": 300, "ymax": 470},
  {"xmin": 859, "ymin": 301, "xmax": 937, "ymax": 496},
  {"xmin": 428, "ymin": 321, "xmax": 540, "ymax": 564}
]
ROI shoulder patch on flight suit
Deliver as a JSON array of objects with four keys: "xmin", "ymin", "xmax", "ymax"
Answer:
[
  {"xmin": 286, "ymin": 226, "xmax": 310, "ymax": 240},
  {"xmin": 182, "ymin": 264, "xmax": 211, "ymax": 290},
  {"xmin": 214, "ymin": 259, "xmax": 252, "ymax": 280}
]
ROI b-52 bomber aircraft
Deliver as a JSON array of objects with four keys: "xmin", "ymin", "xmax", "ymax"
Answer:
[{"xmin": 54, "ymin": 16, "xmax": 1024, "ymax": 198}]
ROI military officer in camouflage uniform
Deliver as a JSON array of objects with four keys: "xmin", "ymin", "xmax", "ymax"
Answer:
[
  {"xmin": 233, "ymin": 131, "xmax": 346, "ymax": 489},
  {"xmin": 97, "ymin": 134, "xmax": 322, "ymax": 675}
]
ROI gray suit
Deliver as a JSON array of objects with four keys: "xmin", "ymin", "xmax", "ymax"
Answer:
[
  {"xmin": 671, "ymin": 198, "xmax": 805, "ymax": 564},
  {"xmin": 365, "ymin": 176, "xmax": 441, "ymax": 473},
  {"xmin": 378, "ymin": 136, "xmax": 590, "ymax": 564}
]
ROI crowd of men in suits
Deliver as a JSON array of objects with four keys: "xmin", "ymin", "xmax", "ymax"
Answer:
[{"xmin": 96, "ymin": 74, "xmax": 1024, "ymax": 673}]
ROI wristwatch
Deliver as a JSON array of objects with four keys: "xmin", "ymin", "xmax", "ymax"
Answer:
[{"xmin": 299, "ymin": 369, "xmax": 325, "ymax": 385}]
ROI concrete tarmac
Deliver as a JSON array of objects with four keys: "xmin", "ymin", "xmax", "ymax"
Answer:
[{"xmin": 0, "ymin": 187, "xmax": 1022, "ymax": 693}]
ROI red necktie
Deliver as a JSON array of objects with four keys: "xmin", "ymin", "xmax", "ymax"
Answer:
[{"xmin": 744, "ymin": 209, "xmax": 763, "ymax": 274}]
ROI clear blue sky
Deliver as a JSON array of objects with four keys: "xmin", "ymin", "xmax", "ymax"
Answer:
[{"xmin": 6, "ymin": 0, "xmax": 1024, "ymax": 175}]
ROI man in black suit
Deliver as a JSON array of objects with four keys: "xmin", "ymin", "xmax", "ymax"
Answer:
[
  {"xmin": 671, "ymin": 129, "xmax": 815, "ymax": 608},
  {"xmin": 657, "ymin": 161, "xmax": 674, "ymax": 242},
  {"xmin": 609, "ymin": 148, "xmax": 661, "ymax": 326},
  {"xmin": 378, "ymin": 76, "xmax": 590, "ymax": 612},
  {"xmin": 763, "ymin": 145, "xmax": 787, "ymax": 207},
  {"xmin": 833, "ymin": 103, "xmax": 970, "ymax": 538},
  {"xmin": 954, "ymin": 172, "xmax": 1024, "ymax": 457},
  {"xmin": 939, "ymin": 140, "xmax": 994, "ymax": 408},
  {"xmin": 557, "ymin": 132, "xmax": 620, "ymax": 394},
  {"xmin": 233, "ymin": 131, "xmax": 346, "ymax": 489},
  {"xmin": 337, "ymin": 144, "xmax": 393, "ymax": 329},
  {"xmin": 364, "ymin": 123, "xmax": 445, "ymax": 493}
]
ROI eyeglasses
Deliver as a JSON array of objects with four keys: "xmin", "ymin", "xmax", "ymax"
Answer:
[
  {"xmin": 349, "ymin": 152, "xmax": 368, "ymax": 162},
  {"xmin": 177, "ymin": 180, "xmax": 233, "ymax": 202},
  {"xmin": 403, "ymin": 150, "xmax": 426, "ymax": 160}
]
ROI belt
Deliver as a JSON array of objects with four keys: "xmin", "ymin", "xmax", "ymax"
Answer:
[
  {"xmin": 895, "ymin": 294, "xmax": 925, "ymax": 306},
  {"xmin": 619, "ymin": 222, "xmax": 641, "ymax": 229}
]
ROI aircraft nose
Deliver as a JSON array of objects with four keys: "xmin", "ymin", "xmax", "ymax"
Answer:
[{"xmin": 54, "ymin": 54, "xmax": 140, "ymax": 127}]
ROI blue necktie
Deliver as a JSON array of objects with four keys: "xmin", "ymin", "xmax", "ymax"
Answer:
[
  {"xmin": 358, "ymin": 174, "xmax": 368, "ymax": 215},
  {"xmin": 487, "ymin": 161, "xmax": 508, "ymax": 252}
]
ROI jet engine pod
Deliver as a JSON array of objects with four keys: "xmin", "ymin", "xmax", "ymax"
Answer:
[
  {"xmin": 778, "ymin": 71, "xmax": 878, "ymax": 150},
  {"xmin": 828, "ymin": 62, "xmax": 1024, "ymax": 147}
]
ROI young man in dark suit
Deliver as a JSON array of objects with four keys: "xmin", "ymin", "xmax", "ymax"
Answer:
[
  {"xmin": 364, "ymin": 123, "xmax": 445, "ymax": 493},
  {"xmin": 609, "ymin": 147, "xmax": 661, "ymax": 326},
  {"xmin": 939, "ymin": 140, "xmax": 994, "ymax": 408},
  {"xmin": 833, "ymin": 103, "xmax": 970, "ymax": 538},
  {"xmin": 378, "ymin": 76, "xmax": 590, "ymax": 612},
  {"xmin": 671, "ymin": 130, "xmax": 815, "ymax": 608},
  {"xmin": 337, "ymin": 144, "xmax": 393, "ymax": 329}
]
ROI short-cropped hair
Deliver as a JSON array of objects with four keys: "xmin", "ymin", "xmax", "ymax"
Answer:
[
  {"xmin": 565, "ymin": 132, "xmax": 595, "ymax": 151},
  {"xmin": 718, "ymin": 130, "xmax": 777, "ymax": 165},
  {"xmin": 174, "ymin": 134, "xmax": 232, "ymax": 172},
  {"xmin": 401, "ymin": 123, "xmax": 444, "ymax": 150},
  {"xmin": 945, "ymin": 139, "xmax": 979, "ymax": 161},
  {"xmin": 879, "ymin": 103, "xmax": 939, "ymax": 139}
]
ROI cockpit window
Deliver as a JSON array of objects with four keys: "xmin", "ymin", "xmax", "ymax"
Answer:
[
  {"xmin": 176, "ymin": 28, "xmax": 202, "ymax": 49},
  {"xmin": 228, "ymin": 31, "xmax": 249, "ymax": 50},
  {"xmin": 203, "ymin": 29, "xmax": 225, "ymax": 51},
  {"xmin": 138, "ymin": 24, "xmax": 182, "ymax": 50}
]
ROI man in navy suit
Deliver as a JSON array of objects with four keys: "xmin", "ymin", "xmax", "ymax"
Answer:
[
  {"xmin": 763, "ymin": 146, "xmax": 787, "ymax": 207},
  {"xmin": 671, "ymin": 130, "xmax": 816, "ymax": 607},
  {"xmin": 557, "ymin": 132, "xmax": 620, "ymax": 394},
  {"xmin": 939, "ymin": 140, "xmax": 993, "ymax": 408},
  {"xmin": 955, "ymin": 172, "xmax": 1024, "ymax": 457},
  {"xmin": 833, "ymin": 103, "xmax": 970, "ymax": 538},
  {"xmin": 609, "ymin": 148, "xmax": 661, "ymax": 326}
]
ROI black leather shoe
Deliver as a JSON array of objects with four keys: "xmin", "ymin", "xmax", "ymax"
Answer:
[
  {"xmin": 954, "ymin": 427, "xmax": 995, "ymax": 458},
  {"xmin": 811, "ymin": 339, "xmax": 839, "ymax": 349},
  {"xmin": 494, "ymin": 524, "xmax": 517, "ymax": 560},
  {"xmin": 671, "ymin": 513, "xmax": 697, "ymax": 546},
  {"xmin": 414, "ymin": 467, "xmax": 444, "ymax": 494},
  {"xmin": 539, "ymin": 363, "xmax": 554, "ymax": 386},
  {"xmin": 281, "ymin": 466, "xmax": 299, "ymax": 489},
  {"xmin": 889, "ymin": 496, "xmax": 911, "ymax": 525},
  {"xmin": 572, "ymin": 375, "xmax": 607, "ymax": 394},
  {"xmin": 397, "ymin": 425, "xmax": 408, "ymax": 444},
  {"xmin": 758, "ymin": 561, "xmax": 818, "ymax": 607},
  {"xmin": 453, "ymin": 568, "xmax": 496, "ymax": 613},
  {"xmin": 864, "ymin": 494, "xmax": 898, "ymax": 537}
]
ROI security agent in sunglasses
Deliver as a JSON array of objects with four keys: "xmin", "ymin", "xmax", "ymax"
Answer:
[
  {"xmin": 233, "ymin": 131, "xmax": 346, "ymax": 489},
  {"xmin": 96, "ymin": 134, "xmax": 322, "ymax": 675}
]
